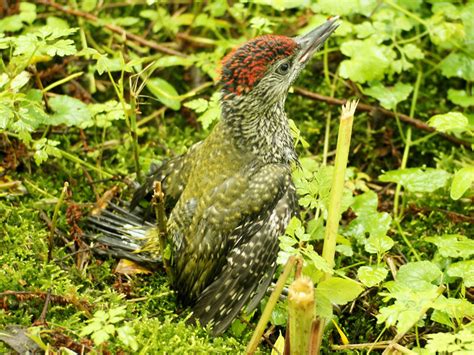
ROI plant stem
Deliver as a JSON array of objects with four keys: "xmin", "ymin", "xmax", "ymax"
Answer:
[
  {"xmin": 383, "ymin": 0, "xmax": 429, "ymax": 27},
  {"xmin": 287, "ymin": 276, "xmax": 314, "ymax": 355},
  {"xmin": 47, "ymin": 181, "xmax": 69, "ymax": 262},
  {"xmin": 109, "ymin": 70, "xmax": 141, "ymax": 181},
  {"xmin": 322, "ymin": 74, "xmax": 339, "ymax": 166},
  {"xmin": 315, "ymin": 100, "xmax": 357, "ymax": 352},
  {"xmin": 246, "ymin": 256, "xmax": 297, "ymax": 355},
  {"xmin": 58, "ymin": 149, "xmax": 114, "ymax": 178},
  {"xmin": 152, "ymin": 181, "xmax": 170, "ymax": 276},
  {"xmin": 393, "ymin": 70, "xmax": 422, "ymax": 218},
  {"xmin": 322, "ymin": 100, "xmax": 358, "ymax": 270},
  {"xmin": 394, "ymin": 219, "xmax": 421, "ymax": 261},
  {"xmin": 323, "ymin": 41, "xmax": 330, "ymax": 87},
  {"xmin": 129, "ymin": 90, "xmax": 142, "ymax": 182},
  {"xmin": 42, "ymin": 72, "xmax": 84, "ymax": 93}
]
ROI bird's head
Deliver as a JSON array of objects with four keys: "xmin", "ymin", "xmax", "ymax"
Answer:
[{"xmin": 220, "ymin": 17, "xmax": 340, "ymax": 104}]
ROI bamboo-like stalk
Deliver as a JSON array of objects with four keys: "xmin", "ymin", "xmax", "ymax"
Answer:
[
  {"xmin": 321, "ymin": 100, "xmax": 358, "ymax": 270},
  {"xmin": 314, "ymin": 100, "xmax": 358, "ymax": 353},
  {"xmin": 287, "ymin": 276, "xmax": 315, "ymax": 355}
]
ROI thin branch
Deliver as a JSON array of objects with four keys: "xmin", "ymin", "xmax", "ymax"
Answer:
[
  {"xmin": 294, "ymin": 87, "xmax": 471, "ymax": 149},
  {"xmin": 332, "ymin": 341, "xmax": 391, "ymax": 350},
  {"xmin": 34, "ymin": 0, "xmax": 186, "ymax": 57},
  {"xmin": 0, "ymin": 290, "xmax": 92, "ymax": 316},
  {"xmin": 35, "ymin": 288, "xmax": 52, "ymax": 325}
]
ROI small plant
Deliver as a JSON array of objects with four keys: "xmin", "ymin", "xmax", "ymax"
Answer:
[{"xmin": 79, "ymin": 306, "xmax": 138, "ymax": 351}]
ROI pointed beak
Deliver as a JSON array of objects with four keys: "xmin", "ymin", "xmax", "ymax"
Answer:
[{"xmin": 295, "ymin": 16, "xmax": 340, "ymax": 64}]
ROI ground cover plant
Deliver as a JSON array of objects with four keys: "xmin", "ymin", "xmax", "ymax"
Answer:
[{"xmin": 0, "ymin": 0, "xmax": 473, "ymax": 353}]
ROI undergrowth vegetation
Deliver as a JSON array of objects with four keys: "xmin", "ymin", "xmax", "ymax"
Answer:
[{"xmin": 0, "ymin": 0, "xmax": 473, "ymax": 353}]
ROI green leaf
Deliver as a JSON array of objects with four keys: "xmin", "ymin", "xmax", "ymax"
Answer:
[
  {"xmin": 432, "ymin": 296, "xmax": 474, "ymax": 321},
  {"xmin": 358, "ymin": 265, "xmax": 388, "ymax": 287},
  {"xmin": 0, "ymin": 16, "xmax": 24, "ymax": 33},
  {"xmin": 428, "ymin": 19, "xmax": 465, "ymax": 50},
  {"xmin": 82, "ymin": 100, "xmax": 126, "ymax": 128},
  {"xmin": 146, "ymin": 78, "xmax": 181, "ymax": 110},
  {"xmin": 429, "ymin": 111, "xmax": 469, "ymax": 134},
  {"xmin": 269, "ymin": 300, "xmax": 287, "ymax": 326},
  {"xmin": 108, "ymin": 306, "xmax": 126, "ymax": 323},
  {"xmin": 451, "ymin": 167, "xmax": 474, "ymax": 200},
  {"xmin": 432, "ymin": 3, "xmax": 461, "ymax": 20},
  {"xmin": 312, "ymin": 0, "xmax": 377, "ymax": 16},
  {"xmin": 426, "ymin": 234, "xmax": 474, "ymax": 259},
  {"xmin": 335, "ymin": 244, "xmax": 353, "ymax": 257},
  {"xmin": 49, "ymin": 95, "xmax": 91, "ymax": 126},
  {"xmin": 345, "ymin": 191, "xmax": 392, "ymax": 253},
  {"xmin": 46, "ymin": 17, "xmax": 71, "ymax": 31},
  {"xmin": 253, "ymin": 0, "xmax": 310, "ymax": 11},
  {"xmin": 0, "ymin": 103, "xmax": 14, "ymax": 129},
  {"xmin": 154, "ymin": 55, "xmax": 194, "ymax": 68},
  {"xmin": 0, "ymin": 2, "xmax": 36, "ymax": 32},
  {"xmin": 440, "ymin": 53, "xmax": 474, "ymax": 81},
  {"xmin": 425, "ymin": 329, "xmax": 474, "ymax": 354},
  {"xmin": 365, "ymin": 234, "xmax": 394, "ymax": 254},
  {"xmin": 354, "ymin": 22, "xmax": 375, "ymax": 38},
  {"xmin": 10, "ymin": 71, "xmax": 31, "ymax": 92},
  {"xmin": 379, "ymin": 168, "xmax": 450, "ymax": 193},
  {"xmin": 186, "ymin": 92, "xmax": 221, "ymax": 129},
  {"xmin": 314, "ymin": 292, "xmax": 333, "ymax": 319},
  {"xmin": 447, "ymin": 260, "xmax": 474, "ymax": 287},
  {"xmin": 33, "ymin": 138, "xmax": 61, "ymax": 165},
  {"xmin": 303, "ymin": 247, "xmax": 332, "ymax": 273},
  {"xmin": 13, "ymin": 33, "xmax": 38, "ymax": 56},
  {"xmin": 316, "ymin": 277, "xmax": 363, "ymax": 305},
  {"xmin": 80, "ymin": 321, "xmax": 102, "ymax": 336},
  {"xmin": 91, "ymin": 329, "xmax": 111, "ymax": 345},
  {"xmin": 447, "ymin": 89, "xmax": 474, "ymax": 108},
  {"xmin": 249, "ymin": 17, "xmax": 274, "ymax": 34},
  {"xmin": 117, "ymin": 325, "xmax": 138, "ymax": 351},
  {"xmin": 0, "ymin": 73, "xmax": 8, "ymax": 89},
  {"xmin": 401, "ymin": 44, "xmax": 424, "ymax": 60},
  {"xmin": 396, "ymin": 261, "xmax": 442, "ymax": 290},
  {"xmin": 377, "ymin": 304, "xmax": 422, "ymax": 334},
  {"xmin": 184, "ymin": 98, "xmax": 208, "ymax": 113},
  {"xmin": 364, "ymin": 82, "xmax": 413, "ymax": 110},
  {"xmin": 340, "ymin": 39, "xmax": 396, "ymax": 83},
  {"xmin": 19, "ymin": 2, "xmax": 37, "ymax": 24},
  {"xmin": 17, "ymin": 99, "xmax": 49, "ymax": 131},
  {"xmin": 95, "ymin": 55, "xmax": 134, "ymax": 75},
  {"xmin": 44, "ymin": 39, "xmax": 76, "ymax": 57},
  {"xmin": 81, "ymin": 0, "xmax": 97, "ymax": 12}
]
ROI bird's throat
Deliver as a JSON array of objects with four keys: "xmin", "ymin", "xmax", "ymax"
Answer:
[{"xmin": 221, "ymin": 98, "xmax": 297, "ymax": 165}]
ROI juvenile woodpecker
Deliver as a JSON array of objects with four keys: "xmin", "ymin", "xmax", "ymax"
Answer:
[{"xmin": 88, "ymin": 17, "xmax": 339, "ymax": 335}]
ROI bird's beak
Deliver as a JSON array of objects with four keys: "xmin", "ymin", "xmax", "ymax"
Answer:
[{"xmin": 295, "ymin": 16, "xmax": 340, "ymax": 64}]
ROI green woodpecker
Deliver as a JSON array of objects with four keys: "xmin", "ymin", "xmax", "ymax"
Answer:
[{"xmin": 88, "ymin": 17, "xmax": 339, "ymax": 335}]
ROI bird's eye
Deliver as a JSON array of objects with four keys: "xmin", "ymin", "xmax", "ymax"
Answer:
[{"xmin": 277, "ymin": 62, "xmax": 290, "ymax": 75}]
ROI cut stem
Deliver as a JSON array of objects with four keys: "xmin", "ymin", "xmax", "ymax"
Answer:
[
  {"xmin": 246, "ymin": 256, "xmax": 297, "ymax": 354},
  {"xmin": 322, "ymin": 100, "xmax": 358, "ymax": 271},
  {"xmin": 315, "ymin": 100, "xmax": 358, "ymax": 352},
  {"xmin": 287, "ymin": 276, "xmax": 315, "ymax": 355}
]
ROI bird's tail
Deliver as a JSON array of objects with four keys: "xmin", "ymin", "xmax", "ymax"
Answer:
[{"xmin": 86, "ymin": 203, "xmax": 161, "ymax": 266}]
